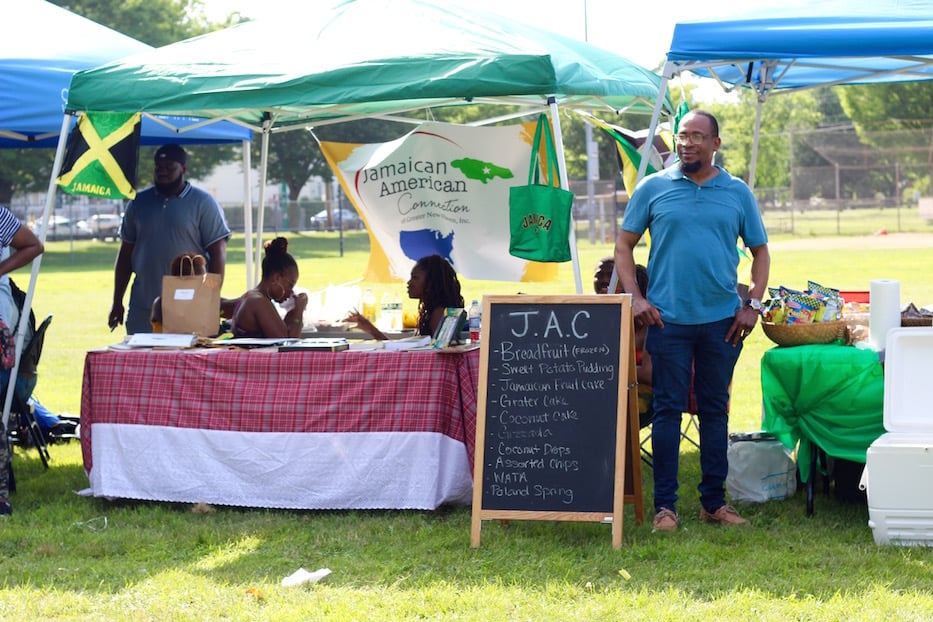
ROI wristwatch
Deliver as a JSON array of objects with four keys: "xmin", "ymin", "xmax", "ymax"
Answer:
[{"xmin": 745, "ymin": 298, "xmax": 763, "ymax": 313}]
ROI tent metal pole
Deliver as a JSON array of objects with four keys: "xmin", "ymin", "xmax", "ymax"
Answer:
[
  {"xmin": 748, "ymin": 97, "xmax": 764, "ymax": 192},
  {"xmin": 241, "ymin": 139, "xmax": 255, "ymax": 289},
  {"xmin": 547, "ymin": 97, "xmax": 582, "ymax": 294},
  {"xmin": 608, "ymin": 64, "xmax": 672, "ymax": 295},
  {"xmin": 2, "ymin": 114, "xmax": 69, "ymax": 430},
  {"xmin": 254, "ymin": 121, "xmax": 271, "ymax": 286},
  {"xmin": 637, "ymin": 65, "xmax": 672, "ymax": 183}
]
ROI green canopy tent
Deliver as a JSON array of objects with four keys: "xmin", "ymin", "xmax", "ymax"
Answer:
[{"xmin": 63, "ymin": 0, "xmax": 672, "ymax": 290}]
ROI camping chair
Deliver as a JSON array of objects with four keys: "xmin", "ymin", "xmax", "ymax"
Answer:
[{"xmin": 5, "ymin": 314, "xmax": 54, "ymax": 471}]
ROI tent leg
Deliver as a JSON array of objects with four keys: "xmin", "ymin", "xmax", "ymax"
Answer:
[
  {"xmin": 2, "ymin": 114, "xmax": 70, "ymax": 430},
  {"xmin": 547, "ymin": 97, "xmax": 582, "ymax": 294},
  {"xmin": 254, "ymin": 122, "xmax": 271, "ymax": 286},
  {"xmin": 242, "ymin": 139, "xmax": 255, "ymax": 290}
]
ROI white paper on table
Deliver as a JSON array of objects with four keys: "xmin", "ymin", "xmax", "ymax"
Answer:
[
  {"xmin": 126, "ymin": 333, "xmax": 197, "ymax": 348},
  {"xmin": 383, "ymin": 336, "xmax": 432, "ymax": 351},
  {"xmin": 348, "ymin": 340, "xmax": 385, "ymax": 351}
]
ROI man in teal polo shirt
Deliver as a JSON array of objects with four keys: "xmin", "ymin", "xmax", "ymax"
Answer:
[{"xmin": 614, "ymin": 109, "xmax": 771, "ymax": 532}]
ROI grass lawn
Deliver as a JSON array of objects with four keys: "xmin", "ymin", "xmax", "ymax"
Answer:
[{"xmin": 4, "ymin": 229, "xmax": 933, "ymax": 620}]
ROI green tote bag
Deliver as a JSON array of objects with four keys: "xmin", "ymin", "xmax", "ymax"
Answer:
[{"xmin": 508, "ymin": 114, "xmax": 574, "ymax": 263}]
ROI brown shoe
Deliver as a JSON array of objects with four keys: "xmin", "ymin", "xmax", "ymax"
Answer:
[
  {"xmin": 652, "ymin": 508, "xmax": 679, "ymax": 532},
  {"xmin": 699, "ymin": 504, "xmax": 749, "ymax": 526}
]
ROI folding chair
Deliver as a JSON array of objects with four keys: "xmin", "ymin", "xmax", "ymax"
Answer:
[{"xmin": 5, "ymin": 314, "xmax": 54, "ymax": 470}]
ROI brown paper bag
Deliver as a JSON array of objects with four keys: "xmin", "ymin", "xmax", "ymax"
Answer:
[{"xmin": 161, "ymin": 272, "xmax": 222, "ymax": 336}]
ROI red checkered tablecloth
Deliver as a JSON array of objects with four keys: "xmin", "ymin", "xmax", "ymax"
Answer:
[{"xmin": 81, "ymin": 347, "xmax": 480, "ymax": 475}]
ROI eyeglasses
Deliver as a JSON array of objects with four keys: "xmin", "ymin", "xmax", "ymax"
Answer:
[{"xmin": 675, "ymin": 132, "xmax": 713, "ymax": 145}]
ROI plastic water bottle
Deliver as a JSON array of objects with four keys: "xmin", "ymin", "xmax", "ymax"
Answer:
[
  {"xmin": 378, "ymin": 292, "xmax": 391, "ymax": 331},
  {"xmin": 468, "ymin": 299, "xmax": 481, "ymax": 343},
  {"xmin": 362, "ymin": 288, "xmax": 377, "ymax": 323},
  {"xmin": 390, "ymin": 292, "xmax": 403, "ymax": 331}
]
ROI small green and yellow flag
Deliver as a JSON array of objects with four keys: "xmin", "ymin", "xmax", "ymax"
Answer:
[{"xmin": 56, "ymin": 111, "xmax": 141, "ymax": 199}]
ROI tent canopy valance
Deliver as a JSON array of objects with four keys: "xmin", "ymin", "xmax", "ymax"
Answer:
[
  {"xmin": 65, "ymin": 0, "xmax": 672, "ymax": 130},
  {"xmin": 63, "ymin": 0, "xmax": 672, "ymax": 294},
  {"xmin": 664, "ymin": 0, "xmax": 933, "ymax": 98},
  {"xmin": 635, "ymin": 0, "xmax": 933, "ymax": 191},
  {"xmin": 4, "ymin": 0, "xmax": 251, "ymax": 147}
]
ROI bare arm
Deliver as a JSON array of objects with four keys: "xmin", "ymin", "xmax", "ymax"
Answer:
[
  {"xmin": 206, "ymin": 237, "xmax": 228, "ymax": 282},
  {"xmin": 109, "ymin": 241, "xmax": 134, "ymax": 330},
  {"xmin": 726, "ymin": 243, "xmax": 771, "ymax": 345},
  {"xmin": 745, "ymin": 243, "xmax": 771, "ymax": 302},
  {"xmin": 613, "ymin": 229, "xmax": 663, "ymax": 329},
  {"xmin": 0, "ymin": 226, "xmax": 43, "ymax": 278},
  {"xmin": 234, "ymin": 294, "xmax": 289, "ymax": 339},
  {"xmin": 283, "ymin": 293, "xmax": 307, "ymax": 339},
  {"xmin": 344, "ymin": 310, "xmax": 389, "ymax": 340}
]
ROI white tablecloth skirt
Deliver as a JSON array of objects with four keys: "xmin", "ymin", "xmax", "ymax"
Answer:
[{"xmin": 85, "ymin": 424, "xmax": 473, "ymax": 510}]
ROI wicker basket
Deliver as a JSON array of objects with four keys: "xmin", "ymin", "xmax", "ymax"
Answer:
[
  {"xmin": 901, "ymin": 316, "xmax": 933, "ymax": 327},
  {"xmin": 760, "ymin": 320, "xmax": 848, "ymax": 347}
]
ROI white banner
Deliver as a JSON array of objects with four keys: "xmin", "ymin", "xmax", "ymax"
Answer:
[{"xmin": 320, "ymin": 121, "xmax": 558, "ymax": 282}]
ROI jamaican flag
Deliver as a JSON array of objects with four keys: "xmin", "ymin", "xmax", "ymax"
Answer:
[{"xmin": 56, "ymin": 112, "xmax": 141, "ymax": 199}]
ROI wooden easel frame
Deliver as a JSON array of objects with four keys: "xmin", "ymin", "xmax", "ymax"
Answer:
[{"xmin": 469, "ymin": 294, "xmax": 642, "ymax": 549}]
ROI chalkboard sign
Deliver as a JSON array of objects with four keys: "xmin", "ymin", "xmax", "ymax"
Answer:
[{"xmin": 470, "ymin": 295, "xmax": 640, "ymax": 549}]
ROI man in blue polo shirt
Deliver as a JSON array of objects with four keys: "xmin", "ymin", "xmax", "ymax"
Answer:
[
  {"xmin": 614, "ymin": 109, "xmax": 771, "ymax": 532},
  {"xmin": 108, "ymin": 144, "xmax": 230, "ymax": 334}
]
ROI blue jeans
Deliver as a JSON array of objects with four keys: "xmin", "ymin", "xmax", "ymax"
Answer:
[{"xmin": 646, "ymin": 318, "xmax": 742, "ymax": 514}]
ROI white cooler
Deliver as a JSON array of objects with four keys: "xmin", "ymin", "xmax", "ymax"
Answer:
[{"xmin": 864, "ymin": 327, "xmax": 933, "ymax": 546}]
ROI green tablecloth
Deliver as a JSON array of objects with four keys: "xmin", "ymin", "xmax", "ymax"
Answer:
[{"xmin": 761, "ymin": 344, "xmax": 886, "ymax": 482}]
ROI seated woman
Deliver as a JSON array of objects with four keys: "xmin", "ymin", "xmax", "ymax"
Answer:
[
  {"xmin": 346, "ymin": 254, "xmax": 464, "ymax": 340},
  {"xmin": 231, "ymin": 237, "xmax": 308, "ymax": 339},
  {"xmin": 594, "ymin": 257, "xmax": 652, "ymax": 426}
]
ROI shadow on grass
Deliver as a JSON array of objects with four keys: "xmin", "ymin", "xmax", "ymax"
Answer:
[{"xmin": 3, "ymin": 434, "xmax": 902, "ymax": 601}]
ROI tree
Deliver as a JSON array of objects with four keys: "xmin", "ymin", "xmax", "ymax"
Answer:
[
  {"xmin": 836, "ymin": 82, "xmax": 933, "ymax": 195},
  {"xmin": 0, "ymin": 151, "xmax": 59, "ymax": 210},
  {"xmin": 708, "ymin": 89, "xmax": 825, "ymax": 191},
  {"xmin": 251, "ymin": 119, "xmax": 404, "ymax": 231},
  {"xmin": 50, "ymin": 0, "xmax": 228, "ymax": 47}
]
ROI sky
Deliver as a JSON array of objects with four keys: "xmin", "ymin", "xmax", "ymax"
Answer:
[{"xmin": 200, "ymin": 0, "xmax": 809, "ymax": 73}]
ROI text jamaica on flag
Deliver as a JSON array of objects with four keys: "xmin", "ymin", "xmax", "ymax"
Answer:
[{"xmin": 56, "ymin": 112, "xmax": 141, "ymax": 199}]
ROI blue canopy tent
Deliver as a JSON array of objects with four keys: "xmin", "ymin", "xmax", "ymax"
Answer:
[
  {"xmin": 638, "ymin": 0, "xmax": 933, "ymax": 188},
  {"xmin": 2, "ymin": 0, "xmax": 251, "ymax": 431},
  {"xmin": 3, "ymin": 0, "xmax": 252, "ymax": 147}
]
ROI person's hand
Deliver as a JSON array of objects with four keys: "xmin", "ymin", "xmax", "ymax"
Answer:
[
  {"xmin": 293, "ymin": 292, "xmax": 308, "ymax": 313},
  {"xmin": 726, "ymin": 306, "xmax": 760, "ymax": 346},
  {"xmin": 344, "ymin": 308, "xmax": 369, "ymax": 327},
  {"xmin": 108, "ymin": 303, "xmax": 124, "ymax": 331},
  {"xmin": 632, "ymin": 297, "xmax": 663, "ymax": 330},
  {"xmin": 343, "ymin": 308, "xmax": 387, "ymax": 340}
]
